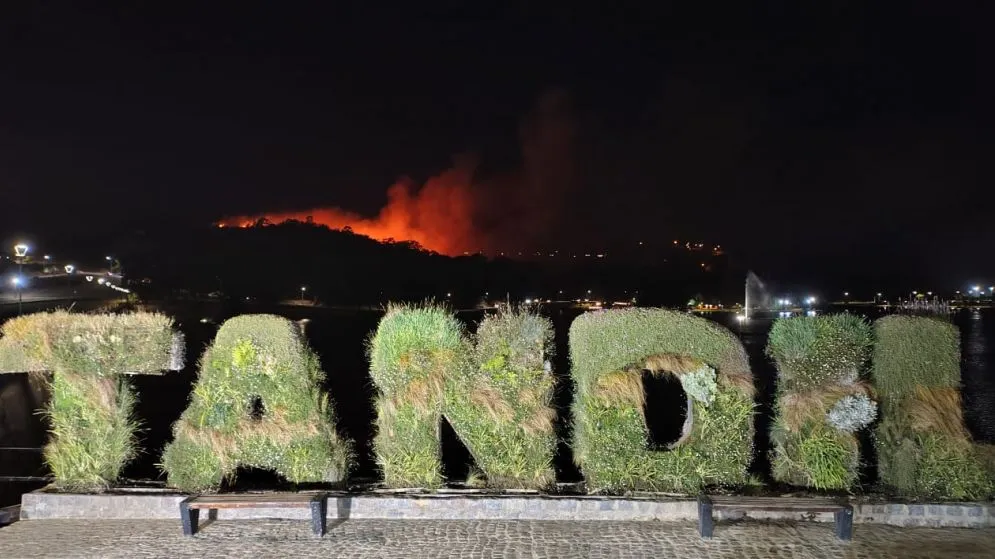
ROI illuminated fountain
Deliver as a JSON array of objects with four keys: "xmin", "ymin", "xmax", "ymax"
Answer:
[{"xmin": 744, "ymin": 271, "xmax": 771, "ymax": 319}]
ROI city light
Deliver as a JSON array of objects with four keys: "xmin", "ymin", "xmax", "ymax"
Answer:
[
  {"xmin": 65, "ymin": 265, "xmax": 75, "ymax": 274},
  {"xmin": 98, "ymin": 278, "xmax": 105, "ymax": 285},
  {"xmin": 105, "ymin": 256, "xmax": 112, "ymax": 261},
  {"xmin": 10, "ymin": 276, "xmax": 21, "ymax": 286},
  {"xmin": 843, "ymin": 292, "xmax": 849, "ymax": 297},
  {"xmin": 43, "ymin": 255, "xmax": 51, "ymax": 260},
  {"xmin": 524, "ymin": 298, "xmax": 533, "ymax": 304},
  {"xmin": 14, "ymin": 243, "xmax": 29, "ymax": 257}
]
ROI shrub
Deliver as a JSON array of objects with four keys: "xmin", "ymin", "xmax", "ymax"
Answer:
[
  {"xmin": 871, "ymin": 316, "xmax": 992, "ymax": 500},
  {"xmin": 766, "ymin": 315, "xmax": 874, "ymax": 490},
  {"xmin": 827, "ymin": 394, "xmax": 877, "ymax": 433},
  {"xmin": 0, "ymin": 311, "xmax": 184, "ymax": 491},
  {"xmin": 162, "ymin": 314, "xmax": 352, "ymax": 492},
  {"xmin": 569, "ymin": 308, "xmax": 755, "ymax": 493},
  {"xmin": 368, "ymin": 304, "xmax": 558, "ymax": 489}
]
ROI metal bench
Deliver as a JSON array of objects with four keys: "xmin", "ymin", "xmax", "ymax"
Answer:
[
  {"xmin": 698, "ymin": 496, "xmax": 853, "ymax": 540},
  {"xmin": 180, "ymin": 493, "xmax": 327, "ymax": 536}
]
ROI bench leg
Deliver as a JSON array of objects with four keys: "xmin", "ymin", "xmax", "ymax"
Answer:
[
  {"xmin": 180, "ymin": 500, "xmax": 200, "ymax": 536},
  {"xmin": 698, "ymin": 496, "xmax": 714, "ymax": 539},
  {"xmin": 310, "ymin": 495, "xmax": 327, "ymax": 537},
  {"xmin": 834, "ymin": 507, "xmax": 853, "ymax": 541}
]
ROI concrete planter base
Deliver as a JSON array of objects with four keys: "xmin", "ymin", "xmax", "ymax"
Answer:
[{"xmin": 18, "ymin": 490, "xmax": 995, "ymax": 528}]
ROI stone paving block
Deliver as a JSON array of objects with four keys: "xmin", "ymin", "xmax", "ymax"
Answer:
[{"xmin": 3, "ymin": 519, "xmax": 995, "ymax": 558}]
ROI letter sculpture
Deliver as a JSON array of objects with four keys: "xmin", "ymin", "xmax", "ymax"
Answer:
[
  {"xmin": 368, "ymin": 305, "xmax": 557, "ymax": 489},
  {"xmin": 872, "ymin": 316, "xmax": 992, "ymax": 499},
  {"xmin": 569, "ymin": 308, "xmax": 755, "ymax": 493},
  {"xmin": 162, "ymin": 315, "xmax": 352, "ymax": 492},
  {"xmin": 766, "ymin": 314, "xmax": 876, "ymax": 489},
  {"xmin": 0, "ymin": 311, "xmax": 184, "ymax": 491}
]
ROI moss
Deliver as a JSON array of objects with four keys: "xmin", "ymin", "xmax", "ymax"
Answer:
[
  {"xmin": 0, "ymin": 311, "xmax": 182, "ymax": 492},
  {"xmin": 569, "ymin": 308, "xmax": 754, "ymax": 493},
  {"xmin": 162, "ymin": 314, "xmax": 352, "ymax": 492}
]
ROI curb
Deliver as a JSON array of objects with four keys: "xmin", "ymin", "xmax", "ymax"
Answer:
[{"xmin": 18, "ymin": 491, "xmax": 995, "ymax": 527}]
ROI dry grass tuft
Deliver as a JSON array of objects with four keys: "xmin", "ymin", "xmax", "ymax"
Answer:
[
  {"xmin": 521, "ymin": 406, "xmax": 557, "ymax": 436},
  {"xmin": 469, "ymin": 383, "xmax": 516, "ymax": 423},
  {"xmin": 643, "ymin": 354, "xmax": 703, "ymax": 375},
  {"xmin": 904, "ymin": 386, "xmax": 969, "ymax": 439},
  {"xmin": 594, "ymin": 370, "xmax": 645, "ymax": 408},
  {"xmin": 718, "ymin": 369, "xmax": 756, "ymax": 398},
  {"xmin": 403, "ymin": 373, "xmax": 446, "ymax": 411}
]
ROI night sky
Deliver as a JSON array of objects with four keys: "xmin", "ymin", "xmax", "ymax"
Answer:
[{"xmin": 1, "ymin": 3, "xmax": 992, "ymax": 290}]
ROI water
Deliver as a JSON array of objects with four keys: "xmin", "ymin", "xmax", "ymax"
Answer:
[{"xmin": 2, "ymin": 305, "xmax": 993, "ymax": 504}]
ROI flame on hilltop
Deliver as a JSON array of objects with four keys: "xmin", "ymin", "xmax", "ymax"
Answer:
[
  {"xmin": 217, "ymin": 89, "xmax": 580, "ymax": 257},
  {"xmin": 216, "ymin": 164, "xmax": 478, "ymax": 256}
]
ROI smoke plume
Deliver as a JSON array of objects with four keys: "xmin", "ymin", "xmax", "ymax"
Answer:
[{"xmin": 217, "ymin": 90, "xmax": 578, "ymax": 256}]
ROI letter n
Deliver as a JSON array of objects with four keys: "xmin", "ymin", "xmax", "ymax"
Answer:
[
  {"xmin": 162, "ymin": 315, "xmax": 351, "ymax": 492},
  {"xmin": 368, "ymin": 305, "xmax": 557, "ymax": 489}
]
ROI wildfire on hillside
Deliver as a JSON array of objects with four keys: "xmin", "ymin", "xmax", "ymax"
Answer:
[
  {"xmin": 215, "ymin": 165, "xmax": 478, "ymax": 256},
  {"xmin": 216, "ymin": 90, "xmax": 579, "ymax": 258}
]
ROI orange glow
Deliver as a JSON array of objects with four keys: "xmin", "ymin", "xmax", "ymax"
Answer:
[{"xmin": 216, "ymin": 165, "xmax": 478, "ymax": 256}]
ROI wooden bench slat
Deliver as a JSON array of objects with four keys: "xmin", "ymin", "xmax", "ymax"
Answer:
[
  {"xmin": 710, "ymin": 496, "xmax": 847, "ymax": 511},
  {"xmin": 187, "ymin": 493, "xmax": 320, "ymax": 509}
]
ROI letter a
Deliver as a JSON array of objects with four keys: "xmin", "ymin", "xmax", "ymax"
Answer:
[{"xmin": 162, "ymin": 315, "xmax": 351, "ymax": 492}]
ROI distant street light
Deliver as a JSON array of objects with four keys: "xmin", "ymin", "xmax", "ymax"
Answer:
[
  {"xmin": 300, "ymin": 286, "xmax": 307, "ymax": 302},
  {"xmin": 13, "ymin": 243, "xmax": 29, "ymax": 315},
  {"xmin": 65, "ymin": 264, "xmax": 75, "ymax": 289}
]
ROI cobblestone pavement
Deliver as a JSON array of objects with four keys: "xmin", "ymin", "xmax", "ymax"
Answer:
[{"xmin": 2, "ymin": 519, "xmax": 994, "ymax": 558}]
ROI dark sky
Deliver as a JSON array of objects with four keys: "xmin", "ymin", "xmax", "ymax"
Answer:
[{"xmin": 1, "ymin": 2, "xmax": 992, "ymax": 289}]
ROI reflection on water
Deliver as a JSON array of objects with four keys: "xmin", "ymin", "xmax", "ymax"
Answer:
[
  {"xmin": 962, "ymin": 309, "xmax": 994, "ymax": 440},
  {"xmin": 2, "ymin": 306, "xmax": 994, "ymax": 505}
]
